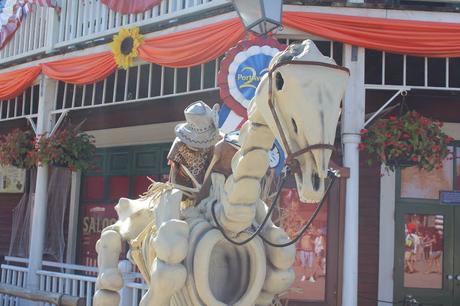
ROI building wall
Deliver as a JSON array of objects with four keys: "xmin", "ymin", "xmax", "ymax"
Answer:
[
  {"xmin": 358, "ymin": 154, "xmax": 381, "ymax": 306},
  {"xmin": 0, "ymin": 193, "xmax": 22, "ymax": 257},
  {"xmin": 0, "ymin": 120, "xmax": 29, "ymax": 258}
]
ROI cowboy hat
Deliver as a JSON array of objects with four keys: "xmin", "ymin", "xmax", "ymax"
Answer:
[{"xmin": 175, "ymin": 101, "xmax": 220, "ymax": 149}]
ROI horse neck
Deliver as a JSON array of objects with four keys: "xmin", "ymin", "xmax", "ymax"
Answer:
[{"xmin": 220, "ymin": 102, "xmax": 276, "ymax": 233}]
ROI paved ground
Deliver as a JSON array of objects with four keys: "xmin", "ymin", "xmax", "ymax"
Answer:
[
  {"xmin": 285, "ymin": 265, "xmax": 325, "ymax": 301},
  {"xmin": 404, "ymin": 258, "xmax": 443, "ymax": 289}
]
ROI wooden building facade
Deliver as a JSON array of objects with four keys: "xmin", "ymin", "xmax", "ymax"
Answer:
[{"xmin": 0, "ymin": 1, "xmax": 458, "ymax": 306}]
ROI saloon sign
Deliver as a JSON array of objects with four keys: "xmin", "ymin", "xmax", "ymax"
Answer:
[{"xmin": 79, "ymin": 205, "xmax": 118, "ymax": 266}]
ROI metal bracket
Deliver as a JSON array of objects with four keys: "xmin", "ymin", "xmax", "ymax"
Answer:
[
  {"xmin": 26, "ymin": 117, "xmax": 37, "ymax": 135},
  {"xmin": 364, "ymin": 88, "xmax": 411, "ymax": 128},
  {"xmin": 49, "ymin": 110, "xmax": 69, "ymax": 137}
]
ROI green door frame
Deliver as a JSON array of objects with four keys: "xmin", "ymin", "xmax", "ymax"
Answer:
[
  {"xmin": 394, "ymin": 203, "xmax": 455, "ymax": 306},
  {"xmin": 394, "ymin": 143, "xmax": 460, "ymax": 306},
  {"xmin": 454, "ymin": 208, "xmax": 460, "ymax": 305}
]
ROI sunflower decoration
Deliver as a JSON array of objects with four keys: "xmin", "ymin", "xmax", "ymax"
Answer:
[{"xmin": 111, "ymin": 27, "xmax": 144, "ymax": 70}]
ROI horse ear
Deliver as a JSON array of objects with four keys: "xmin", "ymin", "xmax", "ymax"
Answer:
[{"xmin": 275, "ymin": 72, "xmax": 284, "ymax": 90}]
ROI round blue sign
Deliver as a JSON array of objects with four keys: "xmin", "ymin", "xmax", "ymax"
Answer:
[{"xmin": 235, "ymin": 54, "xmax": 273, "ymax": 100}]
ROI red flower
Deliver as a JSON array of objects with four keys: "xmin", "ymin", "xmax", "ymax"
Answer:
[
  {"xmin": 412, "ymin": 156, "xmax": 418, "ymax": 162},
  {"xmin": 360, "ymin": 128, "xmax": 368, "ymax": 135},
  {"xmin": 389, "ymin": 115, "xmax": 397, "ymax": 121}
]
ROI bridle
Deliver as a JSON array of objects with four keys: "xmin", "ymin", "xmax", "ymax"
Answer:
[
  {"xmin": 267, "ymin": 60, "xmax": 350, "ymax": 176},
  {"xmin": 210, "ymin": 60, "xmax": 349, "ymax": 247}
]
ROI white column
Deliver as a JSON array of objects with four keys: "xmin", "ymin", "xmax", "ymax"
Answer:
[
  {"xmin": 26, "ymin": 76, "xmax": 57, "ymax": 297},
  {"xmin": 66, "ymin": 171, "xmax": 82, "ymax": 267},
  {"xmin": 378, "ymin": 168, "xmax": 396, "ymax": 306},
  {"xmin": 341, "ymin": 44, "xmax": 365, "ymax": 306}
]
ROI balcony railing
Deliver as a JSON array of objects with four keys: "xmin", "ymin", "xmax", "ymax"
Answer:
[
  {"xmin": 0, "ymin": 256, "xmax": 146, "ymax": 306},
  {"xmin": 0, "ymin": 0, "xmax": 228, "ymax": 65},
  {"xmin": 0, "ymin": 6, "xmax": 49, "ymax": 63}
]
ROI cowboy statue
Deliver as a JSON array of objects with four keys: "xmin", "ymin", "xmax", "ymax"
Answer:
[
  {"xmin": 94, "ymin": 40, "xmax": 349, "ymax": 306},
  {"xmin": 167, "ymin": 101, "xmax": 222, "ymax": 206}
]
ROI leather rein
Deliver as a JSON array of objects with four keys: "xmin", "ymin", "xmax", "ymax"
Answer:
[{"xmin": 267, "ymin": 60, "xmax": 350, "ymax": 176}]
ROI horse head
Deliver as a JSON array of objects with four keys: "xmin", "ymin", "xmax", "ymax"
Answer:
[{"xmin": 252, "ymin": 40, "xmax": 349, "ymax": 202}]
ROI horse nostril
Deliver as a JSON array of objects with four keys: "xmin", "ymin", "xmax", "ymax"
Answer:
[{"xmin": 312, "ymin": 172, "xmax": 320, "ymax": 191}]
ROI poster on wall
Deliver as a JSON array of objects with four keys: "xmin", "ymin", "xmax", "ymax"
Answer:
[
  {"xmin": 279, "ymin": 188, "xmax": 328, "ymax": 302},
  {"xmin": 79, "ymin": 204, "xmax": 119, "ymax": 267},
  {"xmin": 0, "ymin": 165, "xmax": 26, "ymax": 193}
]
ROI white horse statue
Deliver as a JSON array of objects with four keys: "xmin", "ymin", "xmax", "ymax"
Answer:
[{"xmin": 93, "ymin": 40, "xmax": 349, "ymax": 306}]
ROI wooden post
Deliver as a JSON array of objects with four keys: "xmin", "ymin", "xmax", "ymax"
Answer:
[{"xmin": 0, "ymin": 285, "xmax": 85, "ymax": 306}]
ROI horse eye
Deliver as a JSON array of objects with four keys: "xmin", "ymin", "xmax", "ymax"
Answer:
[
  {"xmin": 276, "ymin": 72, "xmax": 284, "ymax": 90},
  {"xmin": 291, "ymin": 118, "xmax": 298, "ymax": 134}
]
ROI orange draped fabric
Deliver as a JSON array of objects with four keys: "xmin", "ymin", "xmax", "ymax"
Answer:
[
  {"xmin": 139, "ymin": 19, "xmax": 246, "ymax": 68},
  {"xmin": 41, "ymin": 52, "xmax": 117, "ymax": 85},
  {"xmin": 284, "ymin": 12, "xmax": 460, "ymax": 58},
  {"xmin": 0, "ymin": 66, "xmax": 41, "ymax": 101},
  {"xmin": 4, "ymin": 11, "xmax": 460, "ymax": 100}
]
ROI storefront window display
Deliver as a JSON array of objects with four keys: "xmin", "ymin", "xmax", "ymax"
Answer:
[
  {"xmin": 279, "ymin": 188, "xmax": 329, "ymax": 302},
  {"xmin": 400, "ymin": 149, "xmax": 454, "ymax": 200}
]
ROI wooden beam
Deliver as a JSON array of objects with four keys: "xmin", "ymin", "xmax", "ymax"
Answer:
[{"xmin": 0, "ymin": 285, "xmax": 85, "ymax": 306}]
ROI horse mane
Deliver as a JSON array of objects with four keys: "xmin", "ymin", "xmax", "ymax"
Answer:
[{"xmin": 269, "ymin": 39, "xmax": 338, "ymax": 69}]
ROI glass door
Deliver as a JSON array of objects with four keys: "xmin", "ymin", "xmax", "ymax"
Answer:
[{"xmin": 394, "ymin": 203, "xmax": 454, "ymax": 306}]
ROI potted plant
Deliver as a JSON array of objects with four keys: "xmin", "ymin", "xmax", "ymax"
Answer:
[
  {"xmin": 0, "ymin": 129, "xmax": 37, "ymax": 169},
  {"xmin": 359, "ymin": 111, "xmax": 454, "ymax": 172},
  {"xmin": 37, "ymin": 126, "xmax": 96, "ymax": 172}
]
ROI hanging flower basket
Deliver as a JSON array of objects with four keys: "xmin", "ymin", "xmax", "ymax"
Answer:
[
  {"xmin": 359, "ymin": 111, "xmax": 454, "ymax": 172},
  {"xmin": 0, "ymin": 129, "xmax": 37, "ymax": 169},
  {"xmin": 37, "ymin": 126, "xmax": 96, "ymax": 172}
]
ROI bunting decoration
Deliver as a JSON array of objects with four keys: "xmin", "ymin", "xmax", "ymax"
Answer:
[
  {"xmin": 1, "ymin": 11, "xmax": 460, "ymax": 101},
  {"xmin": 101, "ymin": 0, "xmax": 160, "ymax": 14},
  {"xmin": 29, "ymin": 0, "xmax": 59, "ymax": 8},
  {"xmin": 0, "ymin": 66, "xmax": 41, "ymax": 101},
  {"xmin": 0, "ymin": 0, "xmax": 59, "ymax": 51},
  {"xmin": 139, "ymin": 18, "xmax": 245, "ymax": 68},
  {"xmin": 41, "ymin": 52, "xmax": 118, "ymax": 85},
  {"xmin": 283, "ymin": 11, "xmax": 460, "ymax": 58},
  {"xmin": 0, "ymin": 0, "xmax": 31, "ymax": 50}
]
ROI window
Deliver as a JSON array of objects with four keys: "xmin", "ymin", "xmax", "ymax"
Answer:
[{"xmin": 400, "ymin": 144, "xmax": 458, "ymax": 200}]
